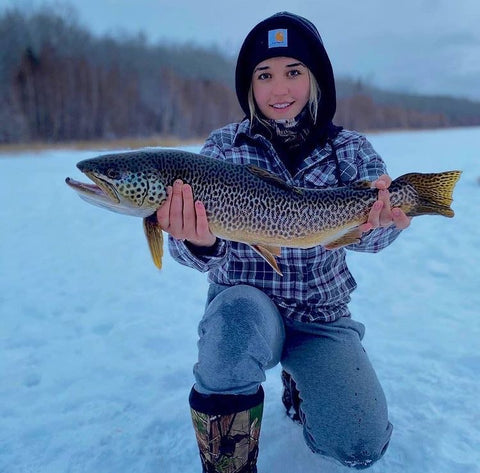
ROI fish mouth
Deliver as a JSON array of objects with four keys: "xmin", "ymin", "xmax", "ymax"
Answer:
[
  {"xmin": 66, "ymin": 173, "xmax": 120, "ymax": 204},
  {"xmin": 66, "ymin": 172, "xmax": 154, "ymax": 217},
  {"xmin": 65, "ymin": 172, "xmax": 132, "ymax": 216}
]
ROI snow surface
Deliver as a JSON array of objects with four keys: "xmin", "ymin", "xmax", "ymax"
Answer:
[{"xmin": 1, "ymin": 127, "xmax": 479, "ymax": 473}]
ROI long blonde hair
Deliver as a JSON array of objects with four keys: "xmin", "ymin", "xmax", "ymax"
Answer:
[{"xmin": 247, "ymin": 69, "xmax": 320, "ymax": 127}]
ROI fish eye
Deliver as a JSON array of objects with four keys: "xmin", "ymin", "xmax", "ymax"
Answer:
[{"xmin": 106, "ymin": 168, "xmax": 120, "ymax": 179}]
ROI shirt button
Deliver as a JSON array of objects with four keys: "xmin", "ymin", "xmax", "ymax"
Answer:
[{"xmin": 327, "ymin": 174, "xmax": 336, "ymax": 183}]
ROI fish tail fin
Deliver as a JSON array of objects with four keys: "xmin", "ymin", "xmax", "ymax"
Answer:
[{"xmin": 395, "ymin": 170, "xmax": 462, "ymax": 218}]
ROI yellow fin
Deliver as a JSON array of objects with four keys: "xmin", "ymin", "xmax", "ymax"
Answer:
[
  {"xmin": 250, "ymin": 244, "xmax": 283, "ymax": 276},
  {"xmin": 257, "ymin": 244, "xmax": 281, "ymax": 257},
  {"xmin": 143, "ymin": 215, "xmax": 164, "ymax": 269},
  {"xmin": 324, "ymin": 228, "xmax": 361, "ymax": 250}
]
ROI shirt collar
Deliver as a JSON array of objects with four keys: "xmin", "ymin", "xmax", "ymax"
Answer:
[
  {"xmin": 233, "ymin": 118, "xmax": 347, "ymax": 169},
  {"xmin": 232, "ymin": 118, "xmax": 256, "ymax": 146}
]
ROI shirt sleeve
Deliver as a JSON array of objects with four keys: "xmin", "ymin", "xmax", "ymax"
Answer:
[
  {"xmin": 354, "ymin": 136, "xmax": 388, "ymax": 181},
  {"xmin": 347, "ymin": 136, "xmax": 403, "ymax": 253},
  {"xmin": 168, "ymin": 235, "xmax": 230, "ymax": 272},
  {"xmin": 166, "ymin": 134, "xmax": 230, "ymax": 272}
]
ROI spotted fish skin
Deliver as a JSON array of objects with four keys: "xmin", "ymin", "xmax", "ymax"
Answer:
[{"xmin": 66, "ymin": 149, "xmax": 461, "ymax": 272}]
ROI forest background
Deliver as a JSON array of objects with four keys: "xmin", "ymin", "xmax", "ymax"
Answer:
[{"xmin": 2, "ymin": 5, "xmax": 480, "ymax": 146}]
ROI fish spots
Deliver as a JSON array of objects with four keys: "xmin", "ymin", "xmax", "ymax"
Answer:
[
  {"xmin": 113, "ymin": 173, "xmax": 150, "ymax": 205},
  {"xmin": 148, "ymin": 180, "xmax": 167, "ymax": 205}
]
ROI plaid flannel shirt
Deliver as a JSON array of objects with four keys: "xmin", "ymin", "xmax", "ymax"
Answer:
[{"xmin": 169, "ymin": 120, "xmax": 402, "ymax": 323}]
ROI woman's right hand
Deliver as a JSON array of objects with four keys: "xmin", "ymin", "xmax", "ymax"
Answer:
[{"xmin": 156, "ymin": 179, "xmax": 217, "ymax": 248}]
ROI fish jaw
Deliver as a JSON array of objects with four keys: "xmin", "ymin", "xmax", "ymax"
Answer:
[
  {"xmin": 65, "ymin": 175, "xmax": 154, "ymax": 218},
  {"xmin": 84, "ymin": 171, "xmax": 121, "ymax": 203}
]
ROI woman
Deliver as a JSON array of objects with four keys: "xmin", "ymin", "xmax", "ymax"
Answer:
[{"xmin": 156, "ymin": 12, "xmax": 410, "ymax": 472}]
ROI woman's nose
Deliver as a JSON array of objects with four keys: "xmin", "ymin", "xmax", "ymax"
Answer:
[{"xmin": 271, "ymin": 78, "xmax": 289, "ymax": 95}]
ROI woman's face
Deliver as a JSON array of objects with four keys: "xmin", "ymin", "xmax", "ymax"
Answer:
[{"xmin": 252, "ymin": 56, "xmax": 310, "ymax": 120}]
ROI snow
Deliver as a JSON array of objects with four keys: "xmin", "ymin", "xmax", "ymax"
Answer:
[{"xmin": 1, "ymin": 127, "xmax": 479, "ymax": 473}]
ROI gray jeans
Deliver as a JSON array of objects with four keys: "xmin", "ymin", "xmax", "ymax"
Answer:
[{"xmin": 193, "ymin": 284, "xmax": 392, "ymax": 469}]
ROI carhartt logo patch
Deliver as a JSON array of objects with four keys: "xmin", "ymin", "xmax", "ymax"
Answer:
[{"xmin": 268, "ymin": 29, "xmax": 288, "ymax": 48}]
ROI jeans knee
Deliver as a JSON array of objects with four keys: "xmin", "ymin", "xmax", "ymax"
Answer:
[
  {"xmin": 200, "ymin": 287, "xmax": 268, "ymax": 350},
  {"xmin": 337, "ymin": 440, "xmax": 391, "ymax": 469},
  {"xmin": 202, "ymin": 285, "xmax": 283, "ymax": 351},
  {"xmin": 306, "ymin": 422, "xmax": 392, "ymax": 470},
  {"xmin": 194, "ymin": 285, "xmax": 284, "ymax": 394}
]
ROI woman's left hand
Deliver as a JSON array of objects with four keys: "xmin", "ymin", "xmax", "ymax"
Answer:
[{"xmin": 358, "ymin": 174, "xmax": 411, "ymax": 234}]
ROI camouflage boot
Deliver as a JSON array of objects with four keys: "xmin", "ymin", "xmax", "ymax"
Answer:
[
  {"xmin": 281, "ymin": 370, "xmax": 303, "ymax": 425},
  {"xmin": 189, "ymin": 386, "xmax": 264, "ymax": 473}
]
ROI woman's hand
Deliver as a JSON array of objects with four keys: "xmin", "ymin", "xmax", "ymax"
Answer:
[
  {"xmin": 358, "ymin": 174, "xmax": 411, "ymax": 235},
  {"xmin": 156, "ymin": 179, "xmax": 217, "ymax": 247}
]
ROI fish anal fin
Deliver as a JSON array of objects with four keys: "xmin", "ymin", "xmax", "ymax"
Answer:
[
  {"xmin": 143, "ymin": 214, "xmax": 164, "ymax": 269},
  {"xmin": 250, "ymin": 244, "xmax": 283, "ymax": 276},
  {"xmin": 259, "ymin": 243, "xmax": 281, "ymax": 256},
  {"xmin": 324, "ymin": 228, "xmax": 361, "ymax": 250},
  {"xmin": 246, "ymin": 165, "xmax": 303, "ymax": 195}
]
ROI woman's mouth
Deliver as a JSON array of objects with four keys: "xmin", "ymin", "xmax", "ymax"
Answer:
[{"xmin": 270, "ymin": 102, "xmax": 294, "ymax": 110}]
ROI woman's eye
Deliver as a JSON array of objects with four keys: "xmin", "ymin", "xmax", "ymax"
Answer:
[
  {"xmin": 288, "ymin": 69, "xmax": 301, "ymax": 77},
  {"xmin": 257, "ymin": 73, "xmax": 271, "ymax": 80}
]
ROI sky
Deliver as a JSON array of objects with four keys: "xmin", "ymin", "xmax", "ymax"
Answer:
[{"xmin": 2, "ymin": 0, "xmax": 480, "ymax": 100}]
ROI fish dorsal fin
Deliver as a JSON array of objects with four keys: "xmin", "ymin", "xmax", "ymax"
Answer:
[
  {"xmin": 351, "ymin": 180, "xmax": 373, "ymax": 190},
  {"xmin": 143, "ymin": 214, "xmax": 164, "ymax": 269},
  {"xmin": 246, "ymin": 165, "xmax": 302, "ymax": 195},
  {"xmin": 249, "ymin": 244, "xmax": 283, "ymax": 276}
]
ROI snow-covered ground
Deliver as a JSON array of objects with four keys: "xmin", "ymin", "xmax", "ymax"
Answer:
[{"xmin": 1, "ymin": 127, "xmax": 479, "ymax": 473}]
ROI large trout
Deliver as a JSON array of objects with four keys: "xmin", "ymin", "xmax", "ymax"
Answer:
[{"xmin": 66, "ymin": 149, "xmax": 461, "ymax": 275}]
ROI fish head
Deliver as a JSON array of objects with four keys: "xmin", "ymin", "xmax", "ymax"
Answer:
[{"xmin": 66, "ymin": 151, "xmax": 168, "ymax": 217}]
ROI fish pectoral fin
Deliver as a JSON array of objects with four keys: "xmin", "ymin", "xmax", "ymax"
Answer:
[
  {"xmin": 250, "ymin": 244, "xmax": 283, "ymax": 276},
  {"xmin": 324, "ymin": 228, "xmax": 361, "ymax": 250},
  {"xmin": 143, "ymin": 214, "xmax": 164, "ymax": 269},
  {"xmin": 246, "ymin": 165, "xmax": 303, "ymax": 195}
]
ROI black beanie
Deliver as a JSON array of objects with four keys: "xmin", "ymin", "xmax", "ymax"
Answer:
[{"xmin": 235, "ymin": 12, "xmax": 337, "ymax": 128}]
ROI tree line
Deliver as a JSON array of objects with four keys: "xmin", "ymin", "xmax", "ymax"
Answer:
[{"xmin": 1, "ymin": 5, "xmax": 480, "ymax": 145}]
